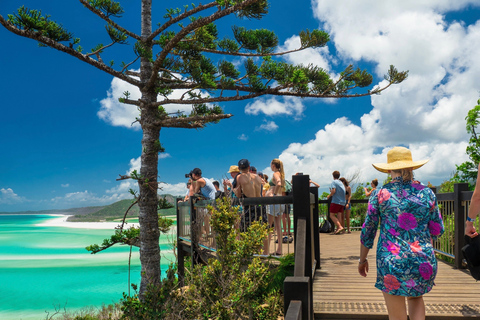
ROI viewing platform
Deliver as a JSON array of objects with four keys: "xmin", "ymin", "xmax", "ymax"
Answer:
[
  {"xmin": 176, "ymin": 177, "xmax": 480, "ymax": 319},
  {"xmin": 314, "ymin": 232, "xmax": 480, "ymax": 319}
]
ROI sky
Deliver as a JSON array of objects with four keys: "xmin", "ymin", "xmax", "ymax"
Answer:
[{"xmin": 1, "ymin": 0, "xmax": 480, "ymax": 212}]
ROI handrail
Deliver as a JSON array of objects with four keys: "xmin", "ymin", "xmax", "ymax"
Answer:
[
  {"xmin": 294, "ymin": 218, "xmax": 306, "ymax": 277},
  {"xmin": 285, "ymin": 300, "xmax": 302, "ymax": 320}
]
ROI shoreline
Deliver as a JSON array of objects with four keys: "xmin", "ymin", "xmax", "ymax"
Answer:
[{"xmin": 35, "ymin": 214, "xmax": 140, "ymax": 230}]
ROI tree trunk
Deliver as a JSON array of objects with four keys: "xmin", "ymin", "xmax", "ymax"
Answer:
[
  {"xmin": 138, "ymin": 120, "xmax": 161, "ymax": 295},
  {"xmin": 138, "ymin": 0, "xmax": 161, "ymax": 296}
]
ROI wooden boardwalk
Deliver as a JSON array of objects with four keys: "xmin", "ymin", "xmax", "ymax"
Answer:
[{"xmin": 313, "ymin": 232, "xmax": 480, "ymax": 319}]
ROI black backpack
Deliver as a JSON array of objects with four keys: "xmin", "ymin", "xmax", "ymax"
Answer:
[{"xmin": 462, "ymin": 235, "xmax": 480, "ymax": 281}]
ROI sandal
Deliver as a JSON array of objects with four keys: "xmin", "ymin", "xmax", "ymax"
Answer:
[{"xmin": 334, "ymin": 228, "xmax": 345, "ymax": 235}]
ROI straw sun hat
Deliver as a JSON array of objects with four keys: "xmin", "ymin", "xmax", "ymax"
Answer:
[{"xmin": 372, "ymin": 147, "xmax": 429, "ymax": 173}]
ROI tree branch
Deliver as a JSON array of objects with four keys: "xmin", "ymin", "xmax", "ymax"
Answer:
[
  {"xmin": 79, "ymin": 0, "xmax": 141, "ymax": 40},
  {"xmin": 0, "ymin": 14, "xmax": 141, "ymax": 87},
  {"xmin": 198, "ymin": 46, "xmax": 306, "ymax": 57},
  {"xmin": 148, "ymin": 2, "xmax": 218, "ymax": 42},
  {"xmin": 157, "ymin": 113, "xmax": 233, "ymax": 128},
  {"xmin": 147, "ymin": 0, "xmax": 261, "ymax": 91}
]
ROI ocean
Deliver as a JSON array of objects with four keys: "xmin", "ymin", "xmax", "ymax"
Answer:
[{"xmin": 0, "ymin": 214, "xmax": 175, "ymax": 320}]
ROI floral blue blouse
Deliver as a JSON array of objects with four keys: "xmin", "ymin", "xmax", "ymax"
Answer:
[{"xmin": 360, "ymin": 177, "xmax": 445, "ymax": 297}]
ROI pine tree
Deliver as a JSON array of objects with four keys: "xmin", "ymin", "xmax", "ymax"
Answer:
[{"xmin": 0, "ymin": 0, "xmax": 407, "ymax": 296}]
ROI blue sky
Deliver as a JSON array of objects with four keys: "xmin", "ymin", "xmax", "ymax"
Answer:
[{"xmin": 1, "ymin": 0, "xmax": 480, "ymax": 212}]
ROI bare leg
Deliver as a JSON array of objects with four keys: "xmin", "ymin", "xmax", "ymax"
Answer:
[
  {"xmin": 281, "ymin": 212, "xmax": 288, "ymax": 236},
  {"xmin": 338, "ymin": 210, "xmax": 344, "ymax": 228},
  {"xmin": 287, "ymin": 205, "xmax": 292, "ymax": 235},
  {"xmin": 382, "ymin": 292, "xmax": 407, "ymax": 320},
  {"xmin": 267, "ymin": 214, "xmax": 275, "ymax": 254},
  {"xmin": 345, "ymin": 208, "xmax": 351, "ymax": 233},
  {"xmin": 329, "ymin": 212, "xmax": 344, "ymax": 233},
  {"xmin": 407, "ymin": 296, "xmax": 425, "ymax": 320},
  {"xmin": 275, "ymin": 215, "xmax": 282, "ymax": 254}
]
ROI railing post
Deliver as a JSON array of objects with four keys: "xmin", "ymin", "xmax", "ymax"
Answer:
[
  {"xmin": 176, "ymin": 198, "xmax": 185, "ymax": 286},
  {"xmin": 190, "ymin": 197, "xmax": 200, "ymax": 266},
  {"xmin": 293, "ymin": 174, "xmax": 312, "ymax": 278},
  {"xmin": 284, "ymin": 277, "xmax": 311, "ymax": 320},
  {"xmin": 454, "ymin": 183, "xmax": 469, "ymax": 269},
  {"xmin": 310, "ymin": 186, "xmax": 320, "ymax": 269},
  {"xmin": 292, "ymin": 174, "xmax": 313, "ymax": 320}
]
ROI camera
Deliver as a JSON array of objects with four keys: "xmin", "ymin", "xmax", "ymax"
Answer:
[{"xmin": 185, "ymin": 171, "xmax": 193, "ymax": 178}]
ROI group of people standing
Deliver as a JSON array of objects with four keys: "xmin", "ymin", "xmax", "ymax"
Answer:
[
  {"xmin": 183, "ymin": 158, "xmax": 296, "ymax": 256},
  {"xmin": 179, "ymin": 146, "xmax": 480, "ymax": 320}
]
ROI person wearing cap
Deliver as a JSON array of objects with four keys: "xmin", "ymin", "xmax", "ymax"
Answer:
[
  {"xmin": 190, "ymin": 168, "xmax": 216, "ymax": 200},
  {"xmin": 358, "ymin": 147, "xmax": 444, "ymax": 320},
  {"xmin": 466, "ymin": 163, "xmax": 480, "ymax": 238}
]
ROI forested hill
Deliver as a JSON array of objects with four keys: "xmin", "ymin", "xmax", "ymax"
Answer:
[{"xmin": 0, "ymin": 194, "xmax": 178, "ymax": 222}]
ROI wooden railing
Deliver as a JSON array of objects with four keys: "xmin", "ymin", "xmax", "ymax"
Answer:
[
  {"xmin": 176, "ymin": 179, "xmax": 477, "ymax": 319},
  {"xmin": 284, "ymin": 174, "xmax": 319, "ymax": 320}
]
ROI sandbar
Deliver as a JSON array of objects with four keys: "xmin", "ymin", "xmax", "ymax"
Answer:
[{"xmin": 36, "ymin": 214, "xmax": 139, "ymax": 229}]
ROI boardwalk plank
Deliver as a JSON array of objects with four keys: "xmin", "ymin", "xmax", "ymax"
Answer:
[{"xmin": 313, "ymin": 232, "xmax": 480, "ymax": 319}]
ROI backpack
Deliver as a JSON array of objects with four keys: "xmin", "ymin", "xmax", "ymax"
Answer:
[
  {"xmin": 285, "ymin": 180, "xmax": 292, "ymax": 194},
  {"xmin": 319, "ymin": 217, "xmax": 332, "ymax": 233},
  {"xmin": 462, "ymin": 235, "xmax": 480, "ymax": 281}
]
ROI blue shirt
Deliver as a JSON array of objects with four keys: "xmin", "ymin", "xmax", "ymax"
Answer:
[
  {"xmin": 330, "ymin": 179, "xmax": 346, "ymax": 205},
  {"xmin": 200, "ymin": 178, "xmax": 216, "ymax": 200}
]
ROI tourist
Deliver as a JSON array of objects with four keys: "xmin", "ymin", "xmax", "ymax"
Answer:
[
  {"xmin": 268, "ymin": 158, "xmax": 286, "ymax": 255},
  {"xmin": 364, "ymin": 179, "xmax": 379, "ymax": 197},
  {"xmin": 233, "ymin": 159, "xmax": 268, "ymax": 254},
  {"xmin": 223, "ymin": 165, "xmax": 240, "ymax": 196},
  {"xmin": 466, "ymin": 163, "xmax": 480, "ymax": 238},
  {"xmin": 183, "ymin": 178, "xmax": 192, "ymax": 202},
  {"xmin": 339, "ymin": 177, "xmax": 352, "ymax": 233},
  {"xmin": 191, "ymin": 168, "xmax": 216, "ymax": 200},
  {"xmin": 326, "ymin": 170, "xmax": 346, "ymax": 234},
  {"xmin": 358, "ymin": 146, "xmax": 444, "ymax": 320},
  {"xmin": 212, "ymin": 180, "xmax": 225, "ymax": 200},
  {"xmin": 191, "ymin": 168, "xmax": 216, "ymax": 237}
]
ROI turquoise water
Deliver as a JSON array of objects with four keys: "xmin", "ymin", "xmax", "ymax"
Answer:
[{"xmin": 0, "ymin": 215, "xmax": 175, "ymax": 320}]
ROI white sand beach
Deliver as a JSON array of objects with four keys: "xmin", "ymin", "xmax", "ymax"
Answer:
[{"xmin": 36, "ymin": 214, "xmax": 140, "ymax": 229}]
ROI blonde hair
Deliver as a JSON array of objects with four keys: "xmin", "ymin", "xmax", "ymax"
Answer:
[
  {"xmin": 271, "ymin": 158, "xmax": 285, "ymax": 190},
  {"xmin": 391, "ymin": 169, "xmax": 413, "ymax": 182}
]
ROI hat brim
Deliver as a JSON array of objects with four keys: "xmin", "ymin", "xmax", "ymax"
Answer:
[{"xmin": 372, "ymin": 159, "xmax": 429, "ymax": 173}]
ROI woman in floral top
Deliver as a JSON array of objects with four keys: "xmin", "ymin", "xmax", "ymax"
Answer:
[{"xmin": 359, "ymin": 147, "xmax": 444, "ymax": 320}]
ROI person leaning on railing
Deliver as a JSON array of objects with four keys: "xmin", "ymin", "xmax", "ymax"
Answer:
[{"xmin": 466, "ymin": 163, "xmax": 480, "ymax": 238}]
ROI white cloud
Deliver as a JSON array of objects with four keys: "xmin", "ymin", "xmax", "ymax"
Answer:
[
  {"xmin": 238, "ymin": 133, "xmax": 248, "ymax": 141},
  {"xmin": 159, "ymin": 153, "xmax": 171, "ymax": 159},
  {"xmin": 278, "ymin": 35, "xmax": 334, "ymax": 71},
  {"xmin": 97, "ymin": 71, "xmax": 202, "ymax": 130},
  {"xmin": 0, "ymin": 188, "xmax": 26, "ymax": 205},
  {"xmin": 159, "ymin": 182, "xmax": 188, "ymax": 196},
  {"xmin": 61, "ymin": 184, "xmax": 69, "ymax": 188},
  {"xmin": 245, "ymin": 96, "xmax": 306, "ymax": 119},
  {"xmin": 259, "ymin": 1, "xmax": 480, "ymax": 187},
  {"xmin": 50, "ymin": 190, "xmax": 130, "ymax": 206},
  {"xmin": 256, "ymin": 120, "xmax": 279, "ymax": 132}
]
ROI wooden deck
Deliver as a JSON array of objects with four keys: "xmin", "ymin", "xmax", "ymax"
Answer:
[{"xmin": 313, "ymin": 232, "xmax": 480, "ymax": 319}]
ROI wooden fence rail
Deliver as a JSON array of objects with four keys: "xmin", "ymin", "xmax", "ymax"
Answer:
[{"xmin": 176, "ymin": 179, "xmax": 477, "ymax": 319}]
